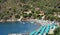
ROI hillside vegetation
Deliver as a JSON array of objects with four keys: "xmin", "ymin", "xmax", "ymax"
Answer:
[{"xmin": 0, "ymin": 0, "xmax": 60, "ymax": 21}]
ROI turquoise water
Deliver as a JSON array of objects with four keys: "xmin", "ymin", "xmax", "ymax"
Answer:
[{"xmin": 0, "ymin": 21, "xmax": 39, "ymax": 35}]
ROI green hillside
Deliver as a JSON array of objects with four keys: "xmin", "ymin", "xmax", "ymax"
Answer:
[{"xmin": 0, "ymin": 0, "xmax": 60, "ymax": 21}]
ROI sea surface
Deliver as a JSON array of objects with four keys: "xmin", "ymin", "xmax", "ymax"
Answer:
[{"xmin": 0, "ymin": 21, "xmax": 39, "ymax": 35}]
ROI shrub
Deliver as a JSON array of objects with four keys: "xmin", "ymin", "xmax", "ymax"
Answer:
[
  {"xmin": 15, "ymin": 15, "xmax": 20, "ymax": 19},
  {"xmin": 54, "ymin": 27, "xmax": 60, "ymax": 35}
]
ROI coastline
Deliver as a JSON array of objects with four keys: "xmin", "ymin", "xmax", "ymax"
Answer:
[
  {"xmin": 0, "ymin": 18, "xmax": 59, "ymax": 25},
  {"xmin": 0, "ymin": 18, "xmax": 59, "ymax": 27},
  {"xmin": 0, "ymin": 16, "xmax": 23, "ymax": 22},
  {"xmin": 0, "ymin": 18, "xmax": 30, "ymax": 22},
  {"xmin": 0, "ymin": 19, "xmax": 21, "ymax": 22}
]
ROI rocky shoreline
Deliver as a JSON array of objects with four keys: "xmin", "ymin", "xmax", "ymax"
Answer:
[
  {"xmin": 0, "ymin": 16, "xmax": 23, "ymax": 22},
  {"xmin": 0, "ymin": 19, "xmax": 21, "ymax": 22}
]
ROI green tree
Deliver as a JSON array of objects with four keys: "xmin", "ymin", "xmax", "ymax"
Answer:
[
  {"xmin": 35, "ymin": 11, "xmax": 40, "ymax": 14},
  {"xmin": 22, "ymin": 13, "xmax": 28, "ymax": 18},
  {"xmin": 54, "ymin": 27, "xmax": 60, "ymax": 35},
  {"xmin": 15, "ymin": 15, "xmax": 20, "ymax": 19},
  {"xmin": 57, "ymin": 18, "xmax": 60, "ymax": 22},
  {"xmin": 28, "ymin": 13, "xmax": 32, "ymax": 17}
]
